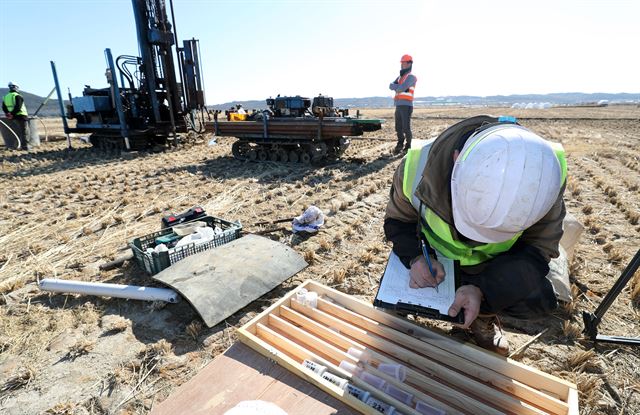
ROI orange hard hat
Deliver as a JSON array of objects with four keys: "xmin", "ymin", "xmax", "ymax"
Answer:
[{"xmin": 400, "ymin": 54, "xmax": 413, "ymax": 63}]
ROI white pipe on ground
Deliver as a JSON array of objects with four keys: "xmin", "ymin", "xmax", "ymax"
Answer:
[{"xmin": 39, "ymin": 278, "xmax": 180, "ymax": 303}]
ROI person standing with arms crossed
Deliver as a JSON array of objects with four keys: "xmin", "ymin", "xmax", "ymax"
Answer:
[{"xmin": 389, "ymin": 55, "xmax": 417, "ymax": 154}]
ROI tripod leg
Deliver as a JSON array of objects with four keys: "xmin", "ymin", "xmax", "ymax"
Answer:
[
  {"xmin": 583, "ymin": 248, "xmax": 640, "ymax": 344},
  {"xmin": 593, "ymin": 248, "xmax": 640, "ymax": 320}
]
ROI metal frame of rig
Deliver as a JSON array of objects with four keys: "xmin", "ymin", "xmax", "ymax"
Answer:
[
  {"xmin": 52, "ymin": 0, "xmax": 206, "ymax": 151},
  {"xmin": 51, "ymin": 0, "xmax": 383, "ymax": 161}
]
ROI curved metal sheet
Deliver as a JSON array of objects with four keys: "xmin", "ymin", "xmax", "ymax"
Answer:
[{"xmin": 153, "ymin": 234, "xmax": 307, "ymax": 327}]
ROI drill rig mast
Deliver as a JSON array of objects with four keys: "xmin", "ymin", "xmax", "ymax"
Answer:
[{"xmin": 52, "ymin": 0, "xmax": 206, "ymax": 150}]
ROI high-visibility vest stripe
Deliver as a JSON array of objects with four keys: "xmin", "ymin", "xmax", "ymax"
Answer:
[{"xmin": 394, "ymin": 73, "xmax": 415, "ymax": 102}]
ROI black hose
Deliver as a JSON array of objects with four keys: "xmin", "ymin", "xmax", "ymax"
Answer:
[{"xmin": 116, "ymin": 56, "xmax": 136, "ymax": 90}]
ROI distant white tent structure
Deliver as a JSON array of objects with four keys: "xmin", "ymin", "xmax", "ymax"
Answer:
[{"xmin": 512, "ymin": 102, "xmax": 553, "ymax": 109}]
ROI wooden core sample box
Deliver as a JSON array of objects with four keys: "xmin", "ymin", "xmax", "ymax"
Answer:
[{"xmin": 238, "ymin": 280, "xmax": 579, "ymax": 415}]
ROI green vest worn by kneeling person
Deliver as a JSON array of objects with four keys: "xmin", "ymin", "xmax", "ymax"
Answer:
[{"xmin": 402, "ymin": 125, "xmax": 567, "ymax": 267}]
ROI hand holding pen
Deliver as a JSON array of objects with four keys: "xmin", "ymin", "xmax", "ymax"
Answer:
[{"xmin": 408, "ymin": 240, "xmax": 445, "ymax": 290}]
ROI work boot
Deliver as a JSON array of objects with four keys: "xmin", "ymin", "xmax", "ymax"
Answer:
[
  {"xmin": 469, "ymin": 315, "xmax": 510, "ymax": 356},
  {"xmin": 393, "ymin": 144, "xmax": 403, "ymax": 155},
  {"xmin": 403, "ymin": 143, "xmax": 411, "ymax": 152}
]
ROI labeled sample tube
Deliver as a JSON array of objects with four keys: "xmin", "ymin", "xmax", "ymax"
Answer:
[
  {"xmin": 345, "ymin": 383, "xmax": 370, "ymax": 402},
  {"xmin": 302, "ymin": 359, "xmax": 326, "ymax": 375},
  {"xmin": 365, "ymin": 396, "xmax": 396, "ymax": 414},
  {"xmin": 321, "ymin": 371, "xmax": 349, "ymax": 390}
]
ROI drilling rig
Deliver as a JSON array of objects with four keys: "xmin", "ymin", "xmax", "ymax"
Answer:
[
  {"xmin": 51, "ymin": 0, "xmax": 383, "ymax": 161},
  {"xmin": 52, "ymin": 0, "xmax": 206, "ymax": 151}
]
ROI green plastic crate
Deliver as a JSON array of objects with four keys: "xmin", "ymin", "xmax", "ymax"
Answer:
[{"xmin": 129, "ymin": 216, "xmax": 242, "ymax": 275}]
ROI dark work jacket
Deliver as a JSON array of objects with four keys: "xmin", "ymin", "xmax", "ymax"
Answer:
[{"xmin": 383, "ymin": 116, "xmax": 565, "ymax": 314}]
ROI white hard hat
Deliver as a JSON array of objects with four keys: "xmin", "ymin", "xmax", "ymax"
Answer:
[
  {"xmin": 8, "ymin": 81, "xmax": 18, "ymax": 89},
  {"xmin": 451, "ymin": 124, "xmax": 562, "ymax": 243}
]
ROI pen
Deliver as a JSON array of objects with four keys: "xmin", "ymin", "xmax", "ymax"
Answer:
[{"xmin": 420, "ymin": 239, "xmax": 438, "ymax": 293}]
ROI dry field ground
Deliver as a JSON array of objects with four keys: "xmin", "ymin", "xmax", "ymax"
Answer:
[{"xmin": 0, "ymin": 106, "xmax": 639, "ymax": 414}]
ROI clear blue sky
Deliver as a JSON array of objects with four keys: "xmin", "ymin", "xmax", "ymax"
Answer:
[{"xmin": 1, "ymin": 0, "xmax": 638, "ymax": 104}]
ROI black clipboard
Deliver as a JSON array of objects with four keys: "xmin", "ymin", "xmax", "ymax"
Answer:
[{"xmin": 373, "ymin": 252, "xmax": 465, "ymax": 325}]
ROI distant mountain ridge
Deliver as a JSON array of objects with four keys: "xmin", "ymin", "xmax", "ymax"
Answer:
[
  {"xmin": 2, "ymin": 89, "xmax": 637, "ymax": 116},
  {"xmin": 210, "ymin": 92, "xmax": 640, "ymax": 110}
]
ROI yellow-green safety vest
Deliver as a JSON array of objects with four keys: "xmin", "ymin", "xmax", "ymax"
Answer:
[
  {"xmin": 402, "ymin": 138, "xmax": 567, "ymax": 266},
  {"xmin": 3, "ymin": 92, "xmax": 28, "ymax": 117}
]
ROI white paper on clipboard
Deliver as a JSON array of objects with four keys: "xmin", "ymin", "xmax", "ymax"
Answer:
[{"xmin": 375, "ymin": 250, "xmax": 456, "ymax": 315}]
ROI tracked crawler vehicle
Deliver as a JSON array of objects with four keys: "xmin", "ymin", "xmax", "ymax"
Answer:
[{"xmin": 210, "ymin": 95, "xmax": 383, "ymax": 163}]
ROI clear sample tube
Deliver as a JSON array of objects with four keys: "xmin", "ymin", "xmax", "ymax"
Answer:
[
  {"xmin": 416, "ymin": 400, "xmax": 446, "ymax": 415},
  {"xmin": 378, "ymin": 363, "xmax": 407, "ymax": 382},
  {"xmin": 357, "ymin": 370, "xmax": 387, "ymax": 390},
  {"xmin": 305, "ymin": 291, "xmax": 318, "ymax": 308},
  {"xmin": 296, "ymin": 288, "xmax": 308, "ymax": 305},
  {"xmin": 384, "ymin": 383, "xmax": 414, "ymax": 406},
  {"xmin": 339, "ymin": 360, "xmax": 360, "ymax": 375},
  {"xmin": 347, "ymin": 347, "xmax": 370, "ymax": 362}
]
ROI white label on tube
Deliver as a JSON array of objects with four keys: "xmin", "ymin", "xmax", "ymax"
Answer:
[
  {"xmin": 321, "ymin": 372, "xmax": 348, "ymax": 390},
  {"xmin": 345, "ymin": 383, "xmax": 370, "ymax": 402},
  {"xmin": 302, "ymin": 359, "xmax": 326, "ymax": 375},
  {"xmin": 365, "ymin": 396, "xmax": 395, "ymax": 414}
]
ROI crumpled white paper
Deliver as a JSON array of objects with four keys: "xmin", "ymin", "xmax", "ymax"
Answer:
[{"xmin": 292, "ymin": 205, "xmax": 325, "ymax": 234}]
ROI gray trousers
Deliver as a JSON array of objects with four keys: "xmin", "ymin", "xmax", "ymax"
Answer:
[
  {"xmin": 394, "ymin": 105, "xmax": 413, "ymax": 148},
  {"xmin": 2, "ymin": 116, "xmax": 29, "ymax": 149},
  {"xmin": 15, "ymin": 116, "xmax": 29, "ymax": 150}
]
